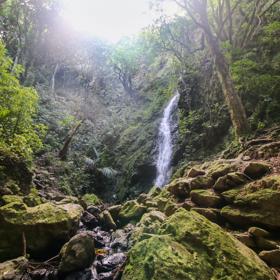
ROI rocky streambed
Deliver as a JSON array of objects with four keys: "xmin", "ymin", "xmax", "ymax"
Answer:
[{"xmin": 1, "ymin": 137, "xmax": 280, "ymax": 279}]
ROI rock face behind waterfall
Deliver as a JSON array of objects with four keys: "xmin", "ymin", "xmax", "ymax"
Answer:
[{"xmin": 155, "ymin": 92, "xmax": 180, "ymax": 187}]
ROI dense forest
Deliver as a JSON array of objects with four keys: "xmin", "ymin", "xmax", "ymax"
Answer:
[{"xmin": 0, "ymin": 0, "xmax": 280, "ymax": 279}]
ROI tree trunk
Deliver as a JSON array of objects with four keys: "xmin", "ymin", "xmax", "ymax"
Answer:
[
  {"xmin": 197, "ymin": 3, "xmax": 249, "ymax": 137},
  {"xmin": 58, "ymin": 120, "xmax": 84, "ymax": 160}
]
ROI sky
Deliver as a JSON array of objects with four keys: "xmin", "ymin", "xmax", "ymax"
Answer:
[{"xmin": 62, "ymin": 0, "xmax": 180, "ymax": 42}]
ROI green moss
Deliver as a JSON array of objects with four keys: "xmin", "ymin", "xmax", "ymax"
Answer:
[
  {"xmin": 119, "ymin": 200, "xmax": 147, "ymax": 225},
  {"xmin": 82, "ymin": 193, "xmax": 102, "ymax": 207},
  {"xmin": 124, "ymin": 208, "xmax": 273, "ymax": 280}
]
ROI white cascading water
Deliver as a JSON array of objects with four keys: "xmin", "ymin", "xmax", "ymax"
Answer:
[{"xmin": 155, "ymin": 92, "xmax": 180, "ymax": 187}]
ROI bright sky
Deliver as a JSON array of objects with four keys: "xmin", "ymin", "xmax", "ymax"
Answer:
[{"xmin": 62, "ymin": 0, "xmax": 180, "ymax": 42}]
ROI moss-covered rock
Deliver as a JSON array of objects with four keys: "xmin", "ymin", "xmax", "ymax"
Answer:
[
  {"xmin": 119, "ymin": 200, "xmax": 147, "ymax": 225},
  {"xmin": 123, "ymin": 208, "xmax": 273, "ymax": 280},
  {"xmin": 189, "ymin": 175, "xmax": 214, "ymax": 190},
  {"xmin": 0, "ymin": 200, "xmax": 83, "ymax": 261},
  {"xmin": 131, "ymin": 210, "xmax": 167, "ymax": 243},
  {"xmin": 244, "ymin": 162, "xmax": 271, "ymax": 179},
  {"xmin": 190, "ymin": 189, "xmax": 223, "ymax": 208},
  {"xmin": 207, "ymin": 161, "xmax": 237, "ymax": 180},
  {"xmin": 58, "ymin": 231, "xmax": 95, "ymax": 274},
  {"xmin": 221, "ymin": 176, "xmax": 280, "ymax": 229},
  {"xmin": 213, "ymin": 172, "xmax": 249, "ymax": 192},
  {"xmin": 166, "ymin": 177, "xmax": 190, "ymax": 198},
  {"xmin": 81, "ymin": 193, "xmax": 102, "ymax": 207}
]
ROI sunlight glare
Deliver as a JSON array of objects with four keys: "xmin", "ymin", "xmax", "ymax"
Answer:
[{"xmin": 62, "ymin": 0, "xmax": 179, "ymax": 42}]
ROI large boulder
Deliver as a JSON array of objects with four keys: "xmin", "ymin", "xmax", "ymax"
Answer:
[
  {"xmin": 221, "ymin": 175, "xmax": 280, "ymax": 229},
  {"xmin": 58, "ymin": 231, "xmax": 95, "ymax": 274},
  {"xmin": 123, "ymin": 208, "xmax": 274, "ymax": 280},
  {"xmin": 0, "ymin": 198, "xmax": 83, "ymax": 261}
]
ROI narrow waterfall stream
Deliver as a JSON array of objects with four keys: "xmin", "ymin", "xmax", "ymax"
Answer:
[{"xmin": 155, "ymin": 92, "xmax": 180, "ymax": 187}]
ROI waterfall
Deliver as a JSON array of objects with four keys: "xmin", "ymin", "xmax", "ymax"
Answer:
[{"xmin": 155, "ymin": 92, "xmax": 180, "ymax": 187}]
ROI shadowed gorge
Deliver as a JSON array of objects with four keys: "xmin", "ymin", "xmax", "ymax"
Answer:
[{"xmin": 0, "ymin": 0, "xmax": 280, "ymax": 279}]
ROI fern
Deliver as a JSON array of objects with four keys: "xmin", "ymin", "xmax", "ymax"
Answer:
[{"xmin": 97, "ymin": 167, "xmax": 118, "ymax": 179}]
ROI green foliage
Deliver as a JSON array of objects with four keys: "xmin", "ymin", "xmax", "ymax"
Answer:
[{"xmin": 0, "ymin": 42, "xmax": 45, "ymax": 159}]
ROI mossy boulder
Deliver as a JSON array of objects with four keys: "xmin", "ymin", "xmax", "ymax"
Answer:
[
  {"xmin": 189, "ymin": 175, "xmax": 214, "ymax": 190},
  {"xmin": 190, "ymin": 189, "xmax": 223, "ymax": 208},
  {"xmin": 167, "ymin": 177, "xmax": 190, "ymax": 198},
  {"xmin": 213, "ymin": 172, "xmax": 249, "ymax": 192},
  {"xmin": 81, "ymin": 193, "xmax": 102, "ymax": 207},
  {"xmin": 131, "ymin": 210, "xmax": 166, "ymax": 243},
  {"xmin": 123, "ymin": 208, "xmax": 273, "ymax": 280},
  {"xmin": 244, "ymin": 162, "xmax": 271, "ymax": 179},
  {"xmin": 221, "ymin": 175, "xmax": 280, "ymax": 229},
  {"xmin": 58, "ymin": 231, "xmax": 95, "ymax": 274},
  {"xmin": 119, "ymin": 200, "xmax": 147, "ymax": 225},
  {"xmin": 0, "ymin": 200, "xmax": 83, "ymax": 261},
  {"xmin": 207, "ymin": 161, "xmax": 237, "ymax": 179}
]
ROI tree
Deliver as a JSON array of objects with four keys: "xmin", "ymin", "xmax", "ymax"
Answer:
[
  {"xmin": 0, "ymin": 41, "xmax": 44, "ymax": 159},
  {"xmin": 110, "ymin": 38, "xmax": 140, "ymax": 96}
]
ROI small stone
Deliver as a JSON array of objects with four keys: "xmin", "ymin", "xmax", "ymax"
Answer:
[
  {"xmin": 244, "ymin": 162, "xmax": 271, "ymax": 179},
  {"xmin": 187, "ymin": 168, "xmax": 206, "ymax": 178},
  {"xmin": 259, "ymin": 249, "xmax": 280, "ymax": 267},
  {"xmin": 242, "ymin": 156, "xmax": 251, "ymax": 161},
  {"xmin": 59, "ymin": 231, "xmax": 95, "ymax": 274},
  {"xmin": 181, "ymin": 199, "xmax": 196, "ymax": 210},
  {"xmin": 248, "ymin": 227, "xmax": 270, "ymax": 238}
]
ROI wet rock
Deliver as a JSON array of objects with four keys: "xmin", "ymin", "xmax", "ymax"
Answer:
[
  {"xmin": 64, "ymin": 268, "xmax": 96, "ymax": 280},
  {"xmin": 187, "ymin": 167, "xmax": 206, "ymax": 178},
  {"xmin": 29, "ymin": 268, "xmax": 48, "ymax": 280},
  {"xmin": 119, "ymin": 200, "xmax": 146, "ymax": 225},
  {"xmin": 123, "ymin": 209, "xmax": 274, "ymax": 280},
  {"xmin": 244, "ymin": 162, "xmax": 271, "ymax": 179},
  {"xmin": 248, "ymin": 227, "xmax": 270, "ymax": 238},
  {"xmin": 233, "ymin": 232, "xmax": 256, "ymax": 248},
  {"xmin": 97, "ymin": 253, "xmax": 126, "ymax": 273},
  {"xmin": 213, "ymin": 172, "xmax": 249, "ymax": 192},
  {"xmin": 0, "ymin": 200, "xmax": 83, "ymax": 261},
  {"xmin": 0, "ymin": 257, "xmax": 28, "ymax": 280},
  {"xmin": 92, "ymin": 227, "xmax": 112, "ymax": 248},
  {"xmin": 259, "ymin": 249, "xmax": 280, "ymax": 267},
  {"xmin": 190, "ymin": 189, "xmax": 223, "ymax": 208},
  {"xmin": 111, "ymin": 229, "xmax": 129, "ymax": 250},
  {"xmin": 81, "ymin": 211, "xmax": 99, "ymax": 229},
  {"xmin": 221, "ymin": 176, "xmax": 280, "ymax": 229},
  {"xmin": 100, "ymin": 210, "xmax": 117, "ymax": 230},
  {"xmin": 59, "ymin": 231, "xmax": 95, "ymax": 274}
]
